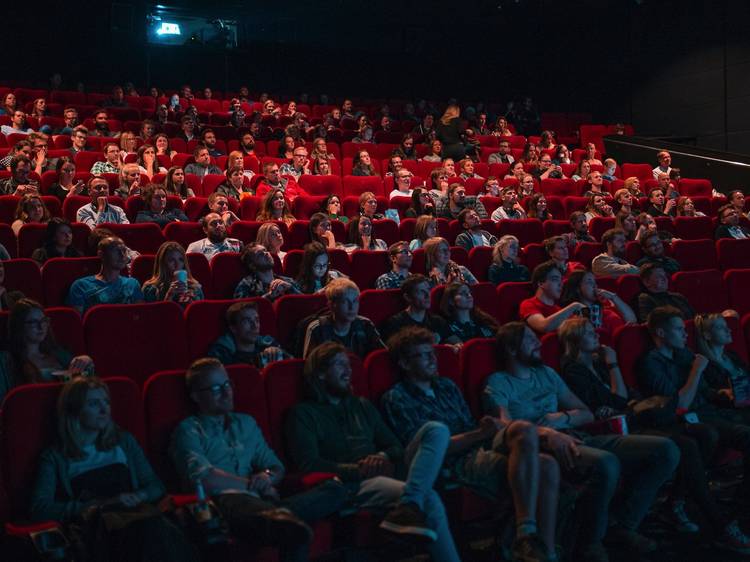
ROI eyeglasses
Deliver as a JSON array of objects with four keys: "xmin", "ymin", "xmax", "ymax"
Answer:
[{"xmin": 196, "ymin": 380, "xmax": 233, "ymax": 395}]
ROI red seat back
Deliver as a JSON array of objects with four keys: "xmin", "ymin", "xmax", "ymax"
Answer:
[
  {"xmin": 209, "ymin": 252, "xmax": 245, "ymax": 299},
  {"xmin": 496, "ymin": 282, "xmax": 532, "ymax": 324},
  {"xmin": 671, "ymin": 239, "xmax": 718, "ymax": 271},
  {"xmin": 614, "ymin": 324, "xmax": 651, "ymax": 388},
  {"xmin": 671, "ymin": 269, "xmax": 728, "ymax": 314},
  {"xmin": 164, "ymin": 221, "xmax": 205, "ymax": 249},
  {"xmin": 673, "ymin": 216, "xmax": 714, "ymax": 240},
  {"xmin": 496, "ymin": 219, "xmax": 544, "ymax": 247},
  {"xmin": 717, "ymin": 238, "xmax": 750, "ymax": 270},
  {"xmin": 273, "ymin": 293, "xmax": 328, "ymax": 346},
  {"xmin": 349, "ymin": 250, "xmax": 391, "ymax": 289},
  {"xmin": 99, "ymin": 222, "xmax": 166, "ymax": 254},
  {"xmin": 41, "ymin": 257, "xmax": 101, "ymax": 306},
  {"xmin": 358, "ymin": 289, "xmax": 405, "ymax": 330},
  {"xmin": 460, "ymin": 338, "xmax": 497, "ymax": 417}
]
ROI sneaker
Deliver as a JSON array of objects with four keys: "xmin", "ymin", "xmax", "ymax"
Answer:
[
  {"xmin": 578, "ymin": 542, "xmax": 609, "ymax": 562},
  {"xmin": 664, "ymin": 500, "xmax": 700, "ymax": 533},
  {"xmin": 511, "ymin": 534, "xmax": 550, "ymax": 562},
  {"xmin": 379, "ymin": 502, "xmax": 437, "ymax": 542},
  {"xmin": 715, "ymin": 520, "xmax": 750, "ymax": 555},
  {"xmin": 604, "ymin": 526, "xmax": 657, "ymax": 554}
]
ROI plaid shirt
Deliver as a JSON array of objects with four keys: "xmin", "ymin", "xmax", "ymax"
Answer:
[
  {"xmin": 435, "ymin": 196, "xmax": 488, "ymax": 220},
  {"xmin": 303, "ymin": 314, "xmax": 384, "ymax": 359},
  {"xmin": 90, "ymin": 160, "xmax": 121, "ymax": 175},
  {"xmin": 375, "ymin": 270, "xmax": 409, "ymax": 290},
  {"xmin": 234, "ymin": 273, "xmax": 299, "ymax": 301}
]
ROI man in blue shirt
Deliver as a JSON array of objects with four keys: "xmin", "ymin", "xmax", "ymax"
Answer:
[{"xmin": 66, "ymin": 236, "xmax": 144, "ymax": 314}]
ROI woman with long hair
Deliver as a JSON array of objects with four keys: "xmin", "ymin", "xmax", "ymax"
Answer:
[
  {"xmin": 428, "ymin": 168, "xmax": 450, "ymax": 199},
  {"xmin": 553, "ymin": 144, "xmax": 571, "ymax": 165},
  {"xmin": 119, "ymin": 131, "xmax": 138, "ymax": 161},
  {"xmin": 142, "ymin": 241, "xmax": 203, "ymax": 305},
  {"xmin": 439, "ymin": 283, "xmax": 499, "ymax": 341},
  {"xmin": 294, "ymin": 241, "xmax": 346, "ymax": 294},
  {"xmin": 0, "ymin": 299, "xmax": 94, "ymax": 402},
  {"xmin": 0, "ymin": 92, "xmax": 17, "ymax": 115},
  {"xmin": 492, "ymin": 116, "xmax": 513, "ymax": 137},
  {"xmin": 615, "ymin": 210, "xmax": 638, "ymax": 241},
  {"xmin": 559, "ymin": 316, "xmax": 750, "ymax": 551},
  {"xmin": 526, "ymin": 192, "xmax": 552, "ymax": 220},
  {"xmin": 676, "ymin": 196, "xmax": 705, "ymax": 217},
  {"xmin": 423, "ymin": 140, "xmax": 443, "ymax": 163},
  {"xmin": 31, "ymin": 217, "xmax": 82, "ymax": 265},
  {"xmin": 164, "ymin": 166, "xmax": 194, "ymax": 199},
  {"xmin": 255, "ymin": 222, "xmax": 286, "ymax": 261},
  {"xmin": 410, "ymin": 215, "xmax": 438, "ymax": 250},
  {"xmin": 321, "ymin": 194, "xmax": 348, "ymax": 223},
  {"xmin": 423, "ymin": 237, "xmax": 477, "ymax": 287},
  {"xmin": 435, "ymin": 104, "xmax": 465, "ymax": 161},
  {"xmin": 30, "ymin": 98, "xmax": 48, "ymax": 120},
  {"xmin": 505, "ymin": 161, "xmax": 526, "ymax": 182},
  {"xmin": 11, "ymin": 194, "xmax": 50, "ymax": 235},
  {"xmin": 623, "ymin": 176, "xmax": 645, "ymax": 198},
  {"xmin": 226, "ymin": 150, "xmax": 255, "ymax": 181},
  {"xmin": 312, "ymin": 157, "xmax": 332, "ymax": 176},
  {"xmin": 309, "ymin": 212, "xmax": 338, "ymax": 249},
  {"xmin": 278, "ymin": 135, "xmax": 296, "ymax": 159},
  {"xmin": 136, "ymin": 144, "xmax": 166, "ymax": 180},
  {"xmin": 310, "ymin": 137, "xmax": 335, "ymax": 161},
  {"xmin": 153, "ymin": 133, "xmax": 178, "ymax": 160},
  {"xmin": 344, "ymin": 216, "xmax": 387, "ymax": 252},
  {"xmin": 520, "ymin": 142, "xmax": 539, "ymax": 165},
  {"xmin": 488, "ymin": 235, "xmax": 529, "ymax": 284},
  {"xmin": 358, "ymin": 191, "xmax": 384, "ymax": 220},
  {"xmin": 560, "ymin": 270, "xmax": 636, "ymax": 343},
  {"xmin": 571, "ymin": 159, "xmax": 591, "ymax": 182},
  {"xmin": 584, "ymin": 194, "xmax": 614, "ymax": 223},
  {"xmin": 48, "ymin": 157, "xmax": 86, "ymax": 202},
  {"xmin": 351, "ymin": 149, "xmax": 377, "ymax": 177},
  {"xmin": 405, "ymin": 188, "xmax": 435, "ymax": 218},
  {"xmin": 30, "ymin": 377, "xmax": 199, "ymax": 562},
  {"xmin": 256, "ymin": 188, "xmax": 296, "ymax": 226}
]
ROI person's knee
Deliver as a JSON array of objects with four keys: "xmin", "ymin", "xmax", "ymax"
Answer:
[
  {"xmin": 419, "ymin": 421, "xmax": 451, "ymax": 446},
  {"xmin": 506, "ymin": 420, "xmax": 538, "ymax": 453},
  {"xmin": 592, "ymin": 450, "xmax": 620, "ymax": 485},
  {"xmin": 660, "ymin": 439, "xmax": 681, "ymax": 472},
  {"xmin": 539, "ymin": 453, "xmax": 560, "ymax": 487}
]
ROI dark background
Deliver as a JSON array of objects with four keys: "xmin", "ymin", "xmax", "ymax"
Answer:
[{"xmin": 8, "ymin": 0, "xmax": 750, "ymax": 154}]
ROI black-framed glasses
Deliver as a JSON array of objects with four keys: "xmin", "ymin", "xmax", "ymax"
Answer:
[{"xmin": 196, "ymin": 380, "xmax": 233, "ymax": 395}]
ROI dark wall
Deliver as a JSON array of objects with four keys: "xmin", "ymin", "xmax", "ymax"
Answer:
[{"xmin": 8, "ymin": 0, "xmax": 750, "ymax": 154}]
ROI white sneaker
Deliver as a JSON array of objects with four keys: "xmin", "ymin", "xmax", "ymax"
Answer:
[
  {"xmin": 665, "ymin": 500, "xmax": 699, "ymax": 533},
  {"xmin": 715, "ymin": 521, "xmax": 750, "ymax": 555}
]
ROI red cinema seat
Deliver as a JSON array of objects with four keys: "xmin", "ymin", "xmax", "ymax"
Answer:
[
  {"xmin": 540, "ymin": 179, "xmax": 580, "ymax": 198},
  {"xmin": 468, "ymin": 246, "xmax": 493, "ymax": 282},
  {"xmin": 574, "ymin": 241, "xmax": 604, "ymax": 269},
  {"xmin": 184, "ymin": 298, "xmax": 276, "ymax": 360},
  {"xmin": 358, "ymin": 289, "xmax": 405, "ymax": 330},
  {"xmin": 84, "ymin": 302, "xmax": 189, "ymax": 387},
  {"xmin": 99, "ymin": 222, "xmax": 166, "ymax": 254},
  {"xmin": 543, "ymin": 220, "xmax": 571, "ymax": 238},
  {"xmin": 725, "ymin": 269, "xmax": 750, "ymax": 316},
  {"xmin": 496, "ymin": 282, "xmax": 532, "ymax": 324},
  {"xmin": 298, "ymin": 175, "xmax": 343, "ymax": 196},
  {"xmin": 201, "ymin": 174, "xmax": 230, "ymax": 197},
  {"xmin": 678, "ymin": 179, "xmax": 713, "ymax": 197},
  {"xmin": 540, "ymin": 332, "xmax": 562, "ymax": 373},
  {"xmin": 4, "ymin": 259, "xmax": 43, "ymax": 302},
  {"xmin": 717, "ymin": 239, "xmax": 750, "ymax": 270},
  {"xmin": 521, "ymin": 243, "xmax": 547, "ymax": 272},
  {"xmin": 164, "ymin": 221, "xmax": 205, "ymax": 249},
  {"xmin": 143, "ymin": 365, "xmax": 267, "ymax": 489},
  {"xmin": 0, "ymin": 196, "xmax": 20, "ymax": 225},
  {"xmin": 41, "ymin": 256, "xmax": 101, "ymax": 307},
  {"xmin": 673, "ymin": 216, "xmax": 714, "ymax": 240},
  {"xmin": 365, "ymin": 345, "xmax": 461, "ymax": 404},
  {"xmin": 588, "ymin": 217, "xmax": 616, "ymax": 241},
  {"xmin": 131, "ymin": 254, "xmax": 155, "ymax": 285},
  {"xmin": 460, "ymin": 338, "xmax": 497, "ymax": 417},
  {"xmin": 671, "ymin": 239, "xmax": 718, "ymax": 271},
  {"xmin": 621, "ymin": 163, "xmax": 653, "ymax": 181},
  {"xmin": 563, "ymin": 196, "xmax": 589, "ymax": 216},
  {"xmin": 371, "ymin": 219, "xmax": 400, "ymax": 246},
  {"xmin": 496, "ymin": 219, "xmax": 544, "ymax": 247},
  {"xmin": 74, "ymin": 151, "xmax": 103, "ymax": 172},
  {"xmin": 273, "ymin": 294, "xmax": 328, "ymax": 347},
  {"xmin": 614, "ymin": 324, "xmax": 651, "ymax": 387},
  {"xmin": 349, "ymin": 250, "xmax": 391, "ymax": 289},
  {"xmin": 342, "ymin": 175, "xmax": 384, "ymax": 197},
  {"xmin": 209, "ymin": 252, "xmax": 244, "ymax": 299},
  {"xmin": 1, "ymin": 378, "xmax": 143, "ymax": 526},
  {"xmin": 293, "ymin": 195, "xmax": 327, "ymax": 219},
  {"xmin": 671, "ymin": 269, "xmax": 728, "ymax": 314},
  {"xmin": 18, "ymin": 222, "xmax": 90, "ymax": 258},
  {"xmin": 616, "ymin": 274, "xmax": 643, "ymax": 309}
]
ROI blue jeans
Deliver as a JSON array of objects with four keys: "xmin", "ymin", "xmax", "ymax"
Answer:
[
  {"xmin": 569, "ymin": 434, "xmax": 680, "ymax": 544},
  {"xmin": 355, "ymin": 421, "xmax": 461, "ymax": 562}
]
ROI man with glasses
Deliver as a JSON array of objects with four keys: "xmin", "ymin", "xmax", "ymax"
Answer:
[
  {"xmin": 177, "ymin": 115, "xmax": 197, "ymax": 143},
  {"xmin": 186, "ymin": 212, "xmax": 243, "ymax": 259},
  {"xmin": 376, "ymin": 242, "xmax": 414, "ymax": 289},
  {"xmin": 279, "ymin": 147, "xmax": 310, "ymax": 180},
  {"xmin": 170, "ymin": 357, "xmax": 347, "ymax": 562},
  {"xmin": 256, "ymin": 161, "xmax": 307, "ymax": 202},
  {"xmin": 28, "ymin": 133, "xmax": 55, "ymax": 174},
  {"xmin": 66, "ymin": 236, "xmax": 143, "ymax": 313},
  {"xmin": 90, "ymin": 143, "xmax": 122, "ymax": 175},
  {"xmin": 533, "ymin": 155, "xmax": 564, "ymax": 180},
  {"xmin": 715, "ymin": 203, "xmax": 750, "ymax": 240},
  {"xmin": 303, "ymin": 278, "xmax": 384, "ymax": 359},
  {"xmin": 68, "ymin": 125, "xmax": 90, "ymax": 156},
  {"xmin": 388, "ymin": 169, "xmax": 414, "ymax": 200},
  {"xmin": 635, "ymin": 232, "xmax": 681, "ymax": 275},
  {"xmin": 76, "ymin": 177, "xmax": 129, "ymax": 229}
]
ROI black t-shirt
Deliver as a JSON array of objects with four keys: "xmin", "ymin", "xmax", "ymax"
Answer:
[
  {"xmin": 435, "ymin": 118, "xmax": 463, "ymax": 146},
  {"xmin": 381, "ymin": 311, "xmax": 455, "ymax": 344}
]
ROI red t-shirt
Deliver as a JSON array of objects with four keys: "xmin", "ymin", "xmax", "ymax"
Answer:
[{"xmin": 519, "ymin": 297, "xmax": 561, "ymax": 329}]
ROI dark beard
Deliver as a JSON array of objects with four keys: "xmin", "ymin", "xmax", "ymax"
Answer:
[
  {"xmin": 208, "ymin": 231, "xmax": 227, "ymax": 243},
  {"xmin": 324, "ymin": 380, "xmax": 352, "ymax": 398}
]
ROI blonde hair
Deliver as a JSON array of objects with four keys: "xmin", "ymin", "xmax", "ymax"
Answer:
[
  {"xmin": 423, "ymin": 236, "xmax": 450, "ymax": 271},
  {"xmin": 492, "ymin": 235, "xmax": 520, "ymax": 264},
  {"xmin": 413, "ymin": 215, "xmax": 437, "ymax": 243},
  {"xmin": 255, "ymin": 222, "xmax": 283, "ymax": 250},
  {"xmin": 440, "ymin": 105, "xmax": 460, "ymax": 126},
  {"xmin": 694, "ymin": 313, "xmax": 725, "ymax": 363},
  {"xmin": 57, "ymin": 377, "xmax": 119, "ymax": 460},
  {"xmin": 324, "ymin": 277, "xmax": 358, "ymax": 302},
  {"xmin": 559, "ymin": 317, "xmax": 590, "ymax": 362},
  {"xmin": 143, "ymin": 241, "xmax": 198, "ymax": 296}
]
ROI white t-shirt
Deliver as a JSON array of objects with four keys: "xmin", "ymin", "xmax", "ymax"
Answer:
[{"xmin": 389, "ymin": 189, "xmax": 413, "ymax": 200}]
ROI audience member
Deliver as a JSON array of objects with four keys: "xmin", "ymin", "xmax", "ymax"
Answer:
[
  {"xmin": 11, "ymin": 194, "xmax": 50, "ymax": 235},
  {"xmin": 309, "ymin": 212, "xmax": 338, "ymax": 249},
  {"xmin": 118, "ymin": 131, "xmax": 138, "ymax": 160},
  {"xmin": 410, "ymin": 215, "xmax": 438, "ymax": 250},
  {"xmin": 584, "ymin": 194, "xmax": 614, "ymax": 223},
  {"xmin": 715, "ymin": 204, "xmax": 750, "ymax": 240},
  {"xmin": 200, "ymin": 128, "xmax": 224, "ymax": 157},
  {"xmin": 31, "ymin": 217, "xmax": 82, "ymax": 265},
  {"xmin": 321, "ymin": 194, "xmax": 348, "ymax": 223},
  {"xmin": 375, "ymin": 242, "xmax": 414, "ymax": 289},
  {"xmin": 255, "ymin": 222, "xmax": 286, "ymax": 261},
  {"xmin": 636, "ymin": 263, "xmax": 694, "ymax": 322},
  {"xmin": 0, "ymin": 155, "xmax": 39, "ymax": 196},
  {"xmin": 286, "ymin": 342, "xmax": 461, "ymax": 557},
  {"xmin": 344, "ymin": 216, "xmax": 388, "ymax": 252},
  {"xmin": 31, "ymin": 377, "xmax": 197, "ymax": 561},
  {"xmin": 727, "ymin": 190, "xmax": 747, "ymax": 218},
  {"xmin": 0, "ymin": 109, "xmax": 33, "ymax": 135},
  {"xmin": 561, "ymin": 211, "xmax": 596, "ymax": 248},
  {"xmin": 527, "ymin": 193, "xmax": 552, "ymax": 220},
  {"xmin": 76, "ymin": 177, "xmax": 129, "ymax": 229},
  {"xmin": 67, "ymin": 236, "xmax": 144, "ymax": 313},
  {"xmin": 543, "ymin": 236, "xmax": 585, "ymax": 278},
  {"xmin": 485, "ymin": 322, "xmax": 679, "ymax": 560},
  {"xmin": 423, "ymin": 139, "xmax": 443, "ymax": 163},
  {"xmin": 215, "ymin": 166, "xmax": 251, "ymax": 200},
  {"xmin": 208, "ymin": 302, "xmax": 288, "ymax": 368},
  {"xmin": 582, "ymin": 171, "xmax": 606, "ymax": 197},
  {"xmin": 135, "ymin": 184, "xmax": 189, "ymax": 226},
  {"xmin": 436, "ymin": 183, "xmax": 488, "ymax": 220},
  {"xmin": 256, "ymin": 161, "xmax": 307, "ymax": 202},
  {"xmin": 533, "ymin": 154, "xmax": 564, "ymax": 181},
  {"xmin": 116, "ymin": 163, "xmax": 141, "ymax": 198},
  {"xmin": 571, "ymin": 159, "xmax": 591, "ymax": 182},
  {"xmin": 142, "ymin": 241, "xmax": 204, "ymax": 305},
  {"xmin": 520, "ymin": 261, "xmax": 586, "ymax": 334},
  {"xmin": 591, "ymin": 228, "xmax": 639, "ymax": 278},
  {"xmin": 635, "ymin": 231, "xmax": 680, "ymax": 274},
  {"xmin": 256, "ymin": 188, "xmax": 296, "ymax": 226},
  {"xmin": 184, "ymin": 145, "xmax": 221, "ymax": 177},
  {"xmin": 404, "ymin": 188, "xmax": 435, "ymax": 218},
  {"xmin": 279, "ymin": 146, "xmax": 311, "ymax": 180},
  {"xmin": 358, "ymin": 191, "xmax": 385, "ymax": 220},
  {"xmin": 423, "ymin": 237, "xmax": 477, "ymax": 286},
  {"xmin": 491, "ymin": 186, "xmax": 527, "ymax": 221},
  {"xmin": 351, "ymin": 149, "xmax": 377, "ymax": 176},
  {"xmin": 455, "ymin": 208, "xmax": 497, "ymax": 250},
  {"xmin": 488, "ymin": 235, "xmax": 530, "ymax": 284},
  {"xmin": 90, "ymin": 142, "xmax": 122, "ymax": 175},
  {"xmin": 382, "ymin": 327, "xmax": 557, "ymax": 560},
  {"xmin": 615, "ymin": 210, "xmax": 637, "ymax": 240},
  {"xmin": 439, "ymin": 283, "xmax": 499, "ymax": 341},
  {"xmin": 613, "ymin": 188, "xmax": 636, "ymax": 215},
  {"xmin": 170, "ymin": 358, "xmax": 346, "ymax": 561},
  {"xmin": 652, "ymin": 150, "xmax": 672, "ymax": 179},
  {"xmin": 487, "ymin": 139, "xmax": 514, "ymax": 164},
  {"xmin": 303, "ymin": 278, "xmax": 384, "ymax": 358},
  {"xmin": 645, "ymin": 187, "xmax": 676, "ymax": 218},
  {"xmin": 136, "ymin": 144, "xmax": 166, "ymax": 180},
  {"xmin": 207, "ymin": 192, "xmax": 239, "ymax": 227},
  {"xmin": 675, "ymin": 196, "xmax": 705, "ymax": 217},
  {"xmin": 389, "ymin": 168, "xmax": 414, "ymax": 200},
  {"xmin": 163, "ymin": 166, "xmax": 193, "ymax": 200},
  {"xmin": 295, "ymin": 241, "xmax": 347, "ymax": 294},
  {"xmin": 560, "ymin": 270, "xmax": 636, "ymax": 344},
  {"xmin": 68, "ymin": 126, "xmax": 90, "ymax": 156},
  {"xmin": 234, "ymin": 243, "xmax": 299, "ymax": 301},
  {"xmin": 186, "ymin": 213, "xmax": 242, "ymax": 258}
]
